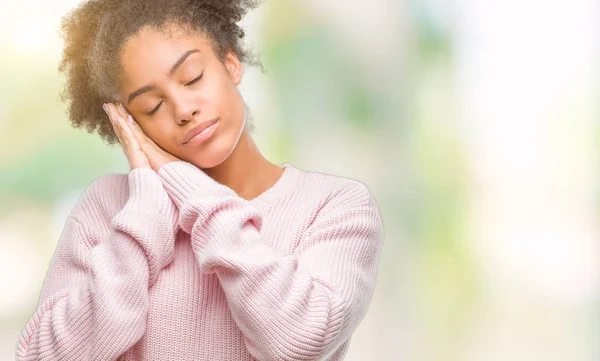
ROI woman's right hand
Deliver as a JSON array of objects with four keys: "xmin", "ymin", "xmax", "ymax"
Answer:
[{"xmin": 104, "ymin": 102, "xmax": 151, "ymax": 171}]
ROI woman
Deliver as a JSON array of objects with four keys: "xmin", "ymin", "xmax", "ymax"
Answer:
[{"xmin": 16, "ymin": 0, "xmax": 384, "ymax": 360}]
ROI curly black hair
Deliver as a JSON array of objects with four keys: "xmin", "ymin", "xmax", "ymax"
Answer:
[{"xmin": 58, "ymin": 0, "xmax": 264, "ymax": 146}]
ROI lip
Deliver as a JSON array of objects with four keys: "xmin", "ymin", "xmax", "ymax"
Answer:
[{"xmin": 182, "ymin": 118, "xmax": 219, "ymax": 144}]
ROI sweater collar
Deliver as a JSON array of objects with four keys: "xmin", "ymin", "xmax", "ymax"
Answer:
[{"xmin": 249, "ymin": 162, "xmax": 301, "ymax": 209}]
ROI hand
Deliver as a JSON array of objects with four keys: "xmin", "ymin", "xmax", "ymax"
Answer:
[{"xmin": 104, "ymin": 101, "xmax": 182, "ymax": 173}]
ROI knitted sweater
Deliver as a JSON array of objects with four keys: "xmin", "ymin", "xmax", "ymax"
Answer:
[{"xmin": 16, "ymin": 161, "xmax": 384, "ymax": 361}]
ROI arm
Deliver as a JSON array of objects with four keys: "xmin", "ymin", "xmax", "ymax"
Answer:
[
  {"xmin": 16, "ymin": 167, "xmax": 178, "ymax": 361},
  {"xmin": 157, "ymin": 161, "xmax": 384, "ymax": 361}
]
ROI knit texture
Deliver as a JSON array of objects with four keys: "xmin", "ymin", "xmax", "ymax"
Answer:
[{"xmin": 16, "ymin": 161, "xmax": 384, "ymax": 361}]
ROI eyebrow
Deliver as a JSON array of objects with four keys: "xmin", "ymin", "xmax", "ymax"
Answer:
[{"xmin": 126, "ymin": 49, "xmax": 201, "ymax": 104}]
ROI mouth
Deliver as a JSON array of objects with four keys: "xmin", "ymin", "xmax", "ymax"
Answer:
[{"xmin": 182, "ymin": 118, "xmax": 220, "ymax": 145}]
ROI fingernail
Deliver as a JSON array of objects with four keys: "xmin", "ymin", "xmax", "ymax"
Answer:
[
  {"xmin": 128, "ymin": 115, "xmax": 135, "ymax": 123},
  {"xmin": 103, "ymin": 104, "xmax": 109, "ymax": 115}
]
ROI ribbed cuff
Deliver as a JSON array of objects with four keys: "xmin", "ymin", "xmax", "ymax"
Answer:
[
  {"xmin": 121, "ymin": 167, "xmax": 178, "ymax": 221},
  {"xmin": 157, "ymin": 161, "xmax": 235, "ymax": 210}
]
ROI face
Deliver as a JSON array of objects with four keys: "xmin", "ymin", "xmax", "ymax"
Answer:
[{"xmin": 116, "ymin": 24, "xmax": 246, "ymax": 169}]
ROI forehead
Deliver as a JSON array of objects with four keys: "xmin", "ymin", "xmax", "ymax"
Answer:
[{"xmin": 119, "ymin": 25, "xmax": 214, "ymax": 84}]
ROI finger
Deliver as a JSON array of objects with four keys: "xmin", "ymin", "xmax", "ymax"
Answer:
[
  {"xmin": 107, "ymin": 102, "xmax": 137, "ymax": 150},
  {"xmin": 124, "ymin": 112, "xmax": 179, "ymax": 165},
  {"xmin": 113, "ymin": 102, "xmax": 130, "ymax": 143},
  {"xmin": 127, "ymin": 116, "xmax": 169, "ymax": 158},
  {"xmin": 122, "ymin": 111, "xmax": 162, "ymax": 160},
  {"xmin": 126, "ymin": 114, "xmax": 150, "ymax": 146},
  {"xmin": 115, "ymin": 102, "xmax": 146, "ymax": 146},
  {"xmin": 115, "ymin": 101, "xmax": 130, "ymax": 120},
  {"xmin": 106, "ymin": 102, "xmax": 150, "ymax": 169},
  {"xmin": 106, "ymin": 103, "xmax": 127, "ymax": 147},
  {"xmin": 104, "ymin": 103, "xmax": 123, "ymax": 143}
]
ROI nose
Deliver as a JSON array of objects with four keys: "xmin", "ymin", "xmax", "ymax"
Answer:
[{"xmin": 172, "ymin": 94, "xmax": 199, "ymax": 125}]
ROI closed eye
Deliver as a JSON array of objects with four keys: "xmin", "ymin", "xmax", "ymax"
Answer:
[
  {"xmin": 186, "ymin": 72, "xmax": 203, "ymax": 86},
  {"xmin": 147, "ymin": 101, "xmax": 162, "ymax": 116},
  {"xmin": 145, "ymin": 72, "xmax": 204, "ymax": 116}
]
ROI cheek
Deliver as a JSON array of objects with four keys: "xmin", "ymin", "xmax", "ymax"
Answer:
[
  {"xmin": 144, "ymin": 124, "xmax": 175, "ymax": 146},
  {"xmin": 206, "ymin": 71, "xmax": 238, "ymax": 104}
]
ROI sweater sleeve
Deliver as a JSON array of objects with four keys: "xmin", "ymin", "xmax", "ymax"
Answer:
[
  {"xmin": 157, "ymin": 161, "xmax": 384, "ymax": 361},
  {"xmin": 16, "ymin": 167, "xmax": 179, "ymax": 361}
]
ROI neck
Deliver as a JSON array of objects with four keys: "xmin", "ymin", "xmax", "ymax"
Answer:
[{"xmin": 202, "ymin": 127, "xmax": 283, "ymax": 201}]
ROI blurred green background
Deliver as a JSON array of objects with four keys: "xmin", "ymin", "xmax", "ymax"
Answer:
[{"xmin": 1, "ymin": 0, "xmax": 599, "ymax": 360}]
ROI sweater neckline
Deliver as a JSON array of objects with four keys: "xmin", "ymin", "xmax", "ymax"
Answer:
[{"xmin": 249, "ymin": 162, "xmax": 301, "ymax": 208}]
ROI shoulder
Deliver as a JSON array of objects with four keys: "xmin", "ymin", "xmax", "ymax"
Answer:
[
  {"xmin": 291, "ymin": 165, "xmax": 381, "ymax": 215},
  {"xmin": 290, "ymin": 166, "xmax": 385, "ymax": 249},
  {"xmin": 48, "ymin": 172, "xmax": 129, "ymax": 249}
]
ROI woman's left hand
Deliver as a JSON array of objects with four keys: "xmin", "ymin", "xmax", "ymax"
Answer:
[{"xmin": 106, "ymin": 101, "xmax": 182, "ymax": 173}]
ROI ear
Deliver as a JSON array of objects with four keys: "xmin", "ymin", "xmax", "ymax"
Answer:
[{"xmin": 224, "ymin": 49, "xmax": 243, "ymax": 86}]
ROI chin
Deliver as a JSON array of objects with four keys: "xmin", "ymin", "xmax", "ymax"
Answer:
[
  {"xmin": 179, "ymin": 113, "xmax": 246, "ymax": 170},
  {"xmin": 185, "ymin": 133, "xmax": 237, "ymax": 170}
]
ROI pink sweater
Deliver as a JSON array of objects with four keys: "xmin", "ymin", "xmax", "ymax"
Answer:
[{"xmin": 16, "ymin": 161, "xmax": 384, "ymax": 361}]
